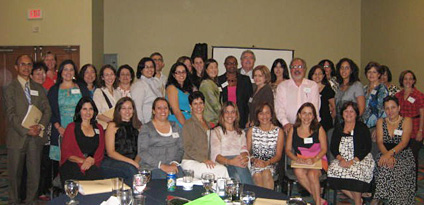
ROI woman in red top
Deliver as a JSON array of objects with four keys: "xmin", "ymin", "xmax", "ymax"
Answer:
[
  {"xmin": 394, "ymin": 70, "xmax": 424, "ymax": 164},
  {"xmin": 60, "ymin": 97, "xmax": 105, "ymax": 186}
]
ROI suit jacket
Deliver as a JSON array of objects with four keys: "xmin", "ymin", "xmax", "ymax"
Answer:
[
  {"xmin": 3, "ymin": 78, "xmax": 52, "ymax": 149},
  {"xmin": 218, "ymin": 73, "xmax": 253, "ymax": 128},
  {"xmin": 47, "ymin": 82, "xmax": 90, "ymax": 146}
]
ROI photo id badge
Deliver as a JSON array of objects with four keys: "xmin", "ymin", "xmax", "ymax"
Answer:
[
  {"xmin": 221, "ymin": 81, "xmax": 229, "ymax": 88},
  {"xmin": 304, "ymin": 87, "xmax": 311, "ymax": 93},
  {"xmin": 71, "ymin": 89, "xmax": 81, "ymax": 94},
  {"xmin": 407, "ymin": 96, "xmax": 415, "ymax": 104},
  {"xmin": 30, "ymin": 90, "xmax": 39, "ymax": 96},
  {"xmin": 394, "ymin": 129, "xmax": 403, "ymax": 136},
  {"xmin": 304, "ymin": 137, "xmax": 313, "ymax": 144},
  {"xmin": 172, "ymin": 132, "xmax": 180, "ymax": 138}
]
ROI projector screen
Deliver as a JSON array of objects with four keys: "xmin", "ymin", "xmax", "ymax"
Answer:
[{"xmin": 212, "ymin": 46, "xmax": 294, "ymax": 75}]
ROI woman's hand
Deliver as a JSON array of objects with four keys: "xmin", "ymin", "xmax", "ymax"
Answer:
[
  {"xmin": 253, "ymin": 159, "xmax": 268, "ymax": 168},
  {"xmin": 81, "ymin": 157, "xmax": 95, "ymax": 170},
  {"xmin": 378, "ymin": 152, "xmax": 392, "ymax": 167},
  {"xmin": 339, "ymin": 158, "xmax": 350, "ymax": 168},
  {"xmin": 230, "ymin": 155, "xmax": 247, "ymax": 168},
  {"xmin": 131, "ymin": 160, "xmax": 140, "ymax": 169},
  {"xmin": 385, "ymin": 157, "xmax": 396, "ymax": 168},
  {"xmin": 58, "ymin": 126, "xmax": 65, "ymax": 136},
  {"xmin": 203, "ymin": 160, "xmax": 216, "ymax": 169},
  {"xmin": 160, "ymin": 163, "xmax": 179, "ymax": 173}
]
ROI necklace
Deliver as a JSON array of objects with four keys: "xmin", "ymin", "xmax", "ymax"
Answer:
[{"xmin": 387, "ymin": 116, "xmax": 401, "ymax": 125}]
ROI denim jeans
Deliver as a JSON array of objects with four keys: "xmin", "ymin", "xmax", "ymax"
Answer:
[
  {"xmin": 225, "ymin": 155, "xmax": 254, "ymax": 185},
  {"xmin": 151, "ymin": 166, "xmax": 184, "ymax": 179},
  {"xmin": 101, "ymin": 157, "xmax": 138, "ymax": 187}
]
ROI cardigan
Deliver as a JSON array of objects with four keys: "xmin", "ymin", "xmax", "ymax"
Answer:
[
  {"xmin": 199, "ymin": 79, "xmax": 221, "ymax": 124},
  {"xmin": 47, "ymin": 82, "xmax": 91, "ymax": 146},
  {"xmin": 60, "ymin": 122, "xmax": 105, "ymax": 174},
  {"xmin": 182, "ymin": 115, "xmax": 211, "ymax": 162},
  {"xmin": 330, "ymin": 121, "xmax": 371, "ymax": 161}
]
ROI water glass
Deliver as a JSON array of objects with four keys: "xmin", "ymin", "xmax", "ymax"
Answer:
[
  {"xmin": 201, "ymin": 173, "xmax": 215, "ymax": 195},
  {"xmin": 183, "ymin": 169, "xmax": 194, "ymax": 191},
  {"xmin": 111, "ymin": 177, "xmax": 124, "ymax": 196},
  {"xmin": 64, "ymin": 180, "xmax": 79, "ymax": 205},
  {"xmin": 139, "ymin": 169, "xmax": 151, "ymax": 184},
  {"xmin": 224, "ymin": 178, "xmax": 236, "ymax": 202},
  {"xmin": 241, "ymin": 191, "xmax": 256, "ymax": 205},
  {"xmin": 215, "ymin": 177, "xmax": 226, "ymax": 198},
  {"xmin": 118, "ymin": 189, "xmax": 133, "ymax": 205},
  {"xmin": 133, "ymin": 195, "xmax": 146, "ymax": 205}
]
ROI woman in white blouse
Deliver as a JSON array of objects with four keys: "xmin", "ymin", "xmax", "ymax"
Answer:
[
  {"xmin": 131, "ymin": 57, "xmax": 163, "ymax": 124},
  {"xmin": 210, "ymin": 102, "xmax": 254, "ymax": 184},
  {"xmin": 93, "ymin": 65, "xmax": 121, "ymax": 127}
]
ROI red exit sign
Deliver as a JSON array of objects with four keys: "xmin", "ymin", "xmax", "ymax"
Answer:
[{"xmin": 28, "ymin": 9, "xmax": 42, "ymax": 19}]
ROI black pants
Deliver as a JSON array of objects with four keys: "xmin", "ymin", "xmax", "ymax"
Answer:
[
  {"xmin": 410, "ymin": 139, "xmax": 422, "ymax": 190},
  {"xmin": 38, "ymin": 145, "xmax": 58, "ymax": 196}
]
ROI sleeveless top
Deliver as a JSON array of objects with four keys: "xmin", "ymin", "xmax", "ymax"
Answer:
[
  {"xmin": 382, "ymin": 118, "xmax": 407, "ymax": 151},
  {"xmin": 114, "ymin": 122, "xmax": 139, "ymax": 159},
  {"xmin": 292, "ymin": 126, "xmax": 320, "ymax": 155}
]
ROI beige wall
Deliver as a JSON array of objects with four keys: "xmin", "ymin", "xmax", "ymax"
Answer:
[
  {"xmin": 0, "ymin": 0, "xmax": 93, "ymax": 65},
  {"xmin": 362, "ymin": 0, "xmax": 424, "ymax": 90},
  {"xmin": 104, "ymin": 0, "xmax": 361, "ymax": 75},
  {"xmin": 92, "ymin": 0, "xmax": 104, "ymax": 67}
]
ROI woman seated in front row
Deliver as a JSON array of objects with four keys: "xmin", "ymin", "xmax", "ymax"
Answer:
[
  {"xmin": 247, "ymin": 102, "xmax": 284, "ymax": 190},
  {"xmin": 285, "ymin": 102, "xmax": 328, "ymax": 205},
  {"xmin": 138, "ymin": 97, "xmax": 184, "ymax": 179},
  {"xmin": 210, "ymin": 102, "xmax": 254, "ymax": 184},
  {"xmin": 101, "ymin": 97, "xmax": 142, "ymax": 186},
  {"xmin": 60, "ymin": 97, "xmax": 105, "ymax": 185},
  {"xmin": 182, "ymin": 91, "xmax": 229, "ymax": 179}
]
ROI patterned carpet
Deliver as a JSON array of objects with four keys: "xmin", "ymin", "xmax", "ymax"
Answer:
[{"xmin": 0, "ymin": 145, "xmax": 422, "ymax": 204}]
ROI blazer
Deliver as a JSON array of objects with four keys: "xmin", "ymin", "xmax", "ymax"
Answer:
[
  {"xmin": 138, "ymin": 121, "xmax": 184, "ymax": 170},
  {"xmin": 182, "ymin": 115, "xmax": 211, "ymax": 162},
  {"xmin": 330, "ymin": 121, "xmax": 371, "ymax": 161},
  {"xmin": 218, "ymin": 73, "xmax": 253, "ymax": 128},
  {"xmin": 248, "ymin": 84, "xmax": 274, "ymax": 123},
  {"xmin": 3, "ymin": 78, "xmax": 52, "ymax": 149},
  {"xmin": 47, "ymin": 82, "xmax": 90, "ymax": 146}
]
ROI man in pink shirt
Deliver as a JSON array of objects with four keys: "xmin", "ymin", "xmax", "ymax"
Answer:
[{"xmin": 275, "ymin": 58, "xmax": 320, "ymax": 133}]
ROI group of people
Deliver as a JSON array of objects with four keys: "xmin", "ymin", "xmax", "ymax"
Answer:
[{"xmin": 4, "ymin": 50, "xmax": 423, "ymax": 205}]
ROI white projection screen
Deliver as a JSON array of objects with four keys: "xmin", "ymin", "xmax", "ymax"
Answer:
[{"xmin": 212, "ymin": 46, "xmax": 294, "ymax": 75}]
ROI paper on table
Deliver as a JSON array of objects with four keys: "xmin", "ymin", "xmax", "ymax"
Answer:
[
  {"xmin": 254, "ymin": 198, "xmax": 287, "ymax": 205},
  {"xmin": 78, "ymin": 178, "xmax": 131, "ymax": 195},
  {"xmin": 100, "ymin": 196, "xmax": 119, "ymax": 205},
  {"xmin": 98, "ymin": 107, "xmax": 115, "ymax": 129}
]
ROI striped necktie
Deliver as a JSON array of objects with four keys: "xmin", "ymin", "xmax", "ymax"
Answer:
[{"xmin": 24, "ymin": 82, "xmax": 32, "ymax": 104}]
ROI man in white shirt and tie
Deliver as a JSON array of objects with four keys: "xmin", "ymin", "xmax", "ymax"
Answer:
[{"xmin": 238, "ymin": 50, "xmax": 255, "ymax": 82}]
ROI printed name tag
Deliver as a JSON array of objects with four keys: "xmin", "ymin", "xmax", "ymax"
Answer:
[
  {"xmin": 371, "ymin": 90, "xmax": 377, "ymax": 95},
  {"xmin": 172, "ymin": 133, "xmax": 179, "ymax": 138},
  {"xmin": 221, "ymin": 81, "xmax": 229, "ymax": 88},
  {"xmin": 218, "ymin": 87, "xmax": 222, "ymax": 92},
  {"xmin": 407, "ymin": 96, "xmax": 415, "ymax": 103},
  {"xmin": 251, "ymin": 79, "xmax": 255, "ymax": 84},
  {"xmin": 71, "ymin": 89, "xmax": 81, "ymax": 94},
  {"xmin": 304, "ymin": 88, "xmax": 311, "ymax": 93},
  {"xmin": 30, "ymin": 90, "xmax": 39, "ymax": 96},
  {"xmin": 248, "ymin": 97, "xmax": 253, "ymax": 103},
  {"xmin": 94, "ymin": 129, "xmax": 100, "ymax": 134},
  {"xmin": 394, "ymin": 129, "xmax": 403, "ymax": 136},
  {"xmin": 350, "ymin": 130, "xmax": 354, "ymax": 136},
  {"xmin": 304, "ymin": 137, "xmax": 313, "ymax": 144}
]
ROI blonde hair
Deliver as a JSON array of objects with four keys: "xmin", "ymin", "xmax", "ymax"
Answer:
[{"xmin": 253, "ymin": 65, "xmax": 271, "ymax": 84}]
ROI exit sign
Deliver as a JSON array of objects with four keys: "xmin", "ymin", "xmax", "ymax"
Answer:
[{"xmin": 28, "ymin": 9, "xmax": 42, "ymax": 19}]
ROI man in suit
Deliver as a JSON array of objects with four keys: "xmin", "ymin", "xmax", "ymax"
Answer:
[
  {"xmin": 238, "ymin": 50, "xmax": 256, "ymax": 82},
  {"xmin": 4, "ymin": 55, "xmax": 51, "ymax": 204},
  {"xmin": 218, "ymin": 56, "xmax": 253, "ymax": 128}
]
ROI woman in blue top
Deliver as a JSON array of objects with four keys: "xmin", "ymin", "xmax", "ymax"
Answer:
[
  {"xmin": 48, "ymin": 60, "xmax": 90, "ymax": 164},
  {"xmin": 166, "ymin": 62, "xmax": 194, "ymax": 127}
]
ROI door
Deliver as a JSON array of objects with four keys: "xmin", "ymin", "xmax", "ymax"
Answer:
[{"xmin": 0, "ymin": 46, "xmax": 80, "ymax": 145}]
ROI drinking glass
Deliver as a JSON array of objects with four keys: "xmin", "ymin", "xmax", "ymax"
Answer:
[
  {"xmin": 133, "ymin": 174, "xmax": 148, "ymax": 195},
  {"xmin": 64, "ymin": 180, "xmax": 79, "ymax": 205},
  {"xmin": 183, "ymin": 169, "xmax": 194, "ymax": 191},
  {"xmin": 224, "ymin": 178, "xmax": 236, "ymax": 202},
  {"xmin": 139, "ymin": 169, "xmax": 152, "ymax": 184},
  {"xmin": 111, "ymin": 177, "xmax": 124, "ymax": 196},
  {"xmin": 241, "ymin": 191, "xmax": 256, "ymax": 205},
  {"xmin": 118, "ymin": 189, "xmax": 133, "ymax": 205},
  {"xmin": 201, "ymin": 173, "xmax": 215, "ymax": 195}
]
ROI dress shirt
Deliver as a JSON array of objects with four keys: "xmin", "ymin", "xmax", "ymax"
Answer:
[
  {"xmin": 275, "ymin": 78, "xmax": 320, "ymax": 126},
  {"xmin": 93, "ymin": 87, "xmax": 121, "ymax": 114},
  {"xmin": 240, "ymin": 68, "xmax": 254, "ymax": 82},
  {"xmin": 156, "ymin": 71, "xmax": 167, "ymax": 96},
  {"xmin": 131, "ymin": 76, "xmax": 162, "ymax": 124}
]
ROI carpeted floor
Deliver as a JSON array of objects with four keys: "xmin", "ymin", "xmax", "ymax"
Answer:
[{"xmin": 0, "ymin": 145, "xmax": 422, "ymax": 204}]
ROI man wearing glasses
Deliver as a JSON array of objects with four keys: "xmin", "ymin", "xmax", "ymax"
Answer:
[
  {"xmin": 238, "ymin": 50, "xmax": 256, "ymax": 82},
  {"xmin": 4, "ymin": 55, "xmax": 51, "ymax": 204},
  {"xmin": 275, "ymin": 58, "xmax": 320, "ymax": 133},
  {"xmin": 151, "ymin": 52, "xmax": 167, "ymax": 96}
]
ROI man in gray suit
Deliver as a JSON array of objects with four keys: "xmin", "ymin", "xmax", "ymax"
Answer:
[{"xmin": 4, "ymin": 55, "xmax": 51, "ymax": 204}]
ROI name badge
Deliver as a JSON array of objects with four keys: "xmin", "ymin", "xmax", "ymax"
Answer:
[
  {"xmin": 304, "ymin": 137, "xmax": 313, "ymax": 144},
  {"xmin": 218, "ymin": 87, "xmax": 222, "ymax": 92},
  {"xmin": 71, "ymin": 89, "xmax": 81, "ymax": 94},
  {"xmin": 371, "ymin": 89, "xmax": 377, "ymax": 95},
  {"xmin": 94, "ymin": 129, "xmax": 100, "ymax": 134},
  {"xmin": 172, "ymin": 132, "xmax": 179, "ymax": 138},
  {"xmin": 350, "ymin": 130, "xmax": 354, "ymax": 136},
  {"xmin": 251, "ymin": 79, "xmax": 255, "ymax": 84},
  {"xmin": 248, "ymin": 97, "xmax": 253, "ymax": 103},
  {"xmin": 394, "ymin": 129, "xmax": 403, "ymax": 136},
  {"xmin": 407, "ymin": 96, "xmax": 415, "ymax": 103},
  {"xmin": 304, "ymin": 88, "xmax": 311, "ymax": 93},
  {"xmin": 30, "ymin": 90, "xmax": 39, "ymax": 96},
  {"xmin": 221, "ymin": 81, "xmax": 229, "ymax": 88}
]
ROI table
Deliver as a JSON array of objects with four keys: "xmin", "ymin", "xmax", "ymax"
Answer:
[{"xmin": 49, "ymin": 179, "xmax": 288, "ymax": 204}]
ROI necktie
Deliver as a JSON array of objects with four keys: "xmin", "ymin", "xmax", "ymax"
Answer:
[{"xmin": 25, "ymin": 82, "xmax": 32, "ymax": 104}]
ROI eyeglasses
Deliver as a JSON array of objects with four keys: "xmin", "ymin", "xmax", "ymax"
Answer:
[
  {"xmin": 19, "ymin": 63, "xmax": 33, "ymax": 67},
  {"xmin": 323, "ymin": 65, "xmax": 330, "ymax": 68},
  {"xmin": 290, "ymin": 65, "xmax": 304, "ymax": 69},
  {"xmin": 174, "ymin": 71, "xmax": 187, "ymax": 75},
  {"xmin": 224, "ymin": 62, "xmax": 237, "ymax": 66}
]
